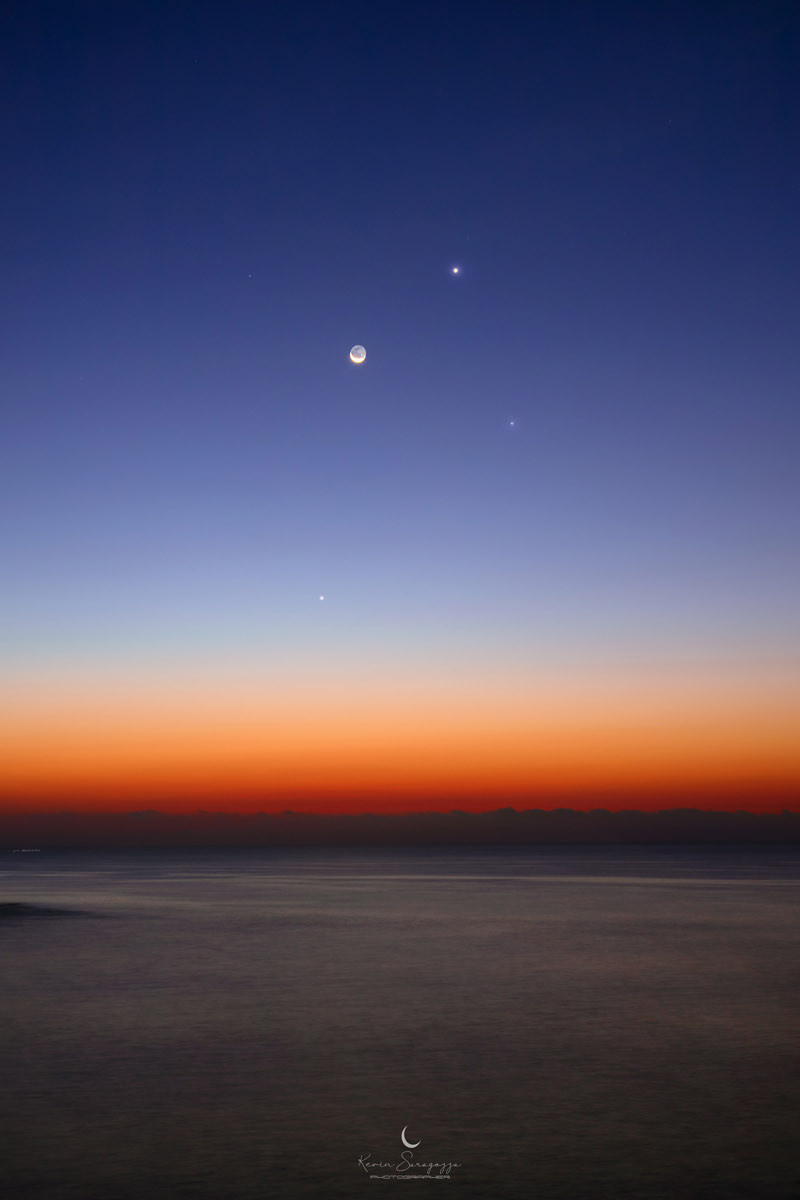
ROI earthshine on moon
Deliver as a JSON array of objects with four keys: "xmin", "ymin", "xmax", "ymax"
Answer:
[{"xmin": 349, "ymin": 344, "xmax": 366, "ymax": 364}]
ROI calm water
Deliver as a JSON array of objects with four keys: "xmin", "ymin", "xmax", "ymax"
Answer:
[{"xmin": 2, "ymin": 846, "xmax": 799, "ymax": 1199}]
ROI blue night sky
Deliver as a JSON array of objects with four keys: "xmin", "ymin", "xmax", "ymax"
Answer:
[{"xmin": 1, "ymin": 1, "xmax": 798, "ymax": 810}]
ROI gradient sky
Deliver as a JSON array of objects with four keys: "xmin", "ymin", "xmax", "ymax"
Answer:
[{"xmin": 2, "ymin": 0, "xmax": 798, "ymax": 812}]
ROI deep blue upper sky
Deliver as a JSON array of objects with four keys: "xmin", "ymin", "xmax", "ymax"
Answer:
[{"xmin": 2, "ymin": 0, "xmax": 798, "ymax": 675}]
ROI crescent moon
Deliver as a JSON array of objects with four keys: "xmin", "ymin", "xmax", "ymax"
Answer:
[{"xmin": 401, "ymin": 1126, "xmax": 421, "ymax": 1149}]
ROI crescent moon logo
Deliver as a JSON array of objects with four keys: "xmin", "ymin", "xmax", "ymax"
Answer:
[{"xmin": 401, "ymin": 1126, "xmax": 421, "ymax": 1149}]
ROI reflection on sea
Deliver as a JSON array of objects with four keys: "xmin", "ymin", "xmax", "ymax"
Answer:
[{"xmin": 3, "ymin": 846, "xmax": 799, "ymax": 1199}]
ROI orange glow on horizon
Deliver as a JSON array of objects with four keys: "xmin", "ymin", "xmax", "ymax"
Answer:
[{"xmin": 2, "ymin": 656, "xmax": 798, "ymax": 813}]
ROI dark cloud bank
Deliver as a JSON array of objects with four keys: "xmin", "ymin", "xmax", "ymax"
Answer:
[{"xmin": 2, "ymin": 808, "xmax": 799, "ymax": 848}]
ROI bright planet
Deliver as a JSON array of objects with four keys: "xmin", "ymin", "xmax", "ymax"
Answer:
[{"xmin": 349, "ymin": 344, "xmax": 366, "ymax": 364}]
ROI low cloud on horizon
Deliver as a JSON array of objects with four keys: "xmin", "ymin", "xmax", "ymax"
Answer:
[{"xmin": 2, "ymin": 806, "xmax": 799, "ymax": 848}]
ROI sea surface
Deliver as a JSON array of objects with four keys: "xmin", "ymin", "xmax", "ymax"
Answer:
[{"xmin": 2, "ymin": 846, "xmax": 799, "ymax": 1200}]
